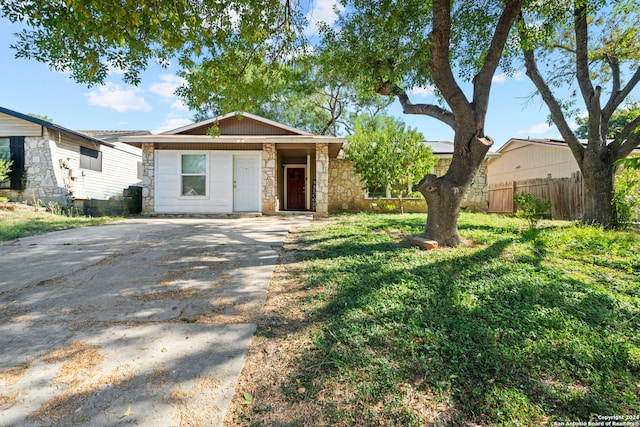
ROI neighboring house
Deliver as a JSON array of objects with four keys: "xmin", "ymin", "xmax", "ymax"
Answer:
[
  {"xmin": 329, "ymin": 141, "xmax": 498, "ymax": 213},
  {"xmin": 488, "ymin": 137, "xmax": 640, "ymax": 185},
  {"xmin": 0, "ymin": 106, "xmax": 143, "ymax": 208},
  {"xmin": 488, "ymin": 138, "xmax": 582, "ymax": 184},
  {"xmin": 121, "ymin": 112, "xmax": 345, "ymax": 215}
]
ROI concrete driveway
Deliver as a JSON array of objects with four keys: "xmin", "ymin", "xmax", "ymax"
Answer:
[{"xmin": 0, "ymin": 216, "xmax": 311, "ymax": 426}]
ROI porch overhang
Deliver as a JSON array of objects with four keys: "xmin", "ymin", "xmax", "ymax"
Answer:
[{"xmin": 120, "ymin": 134, "xmax": 344, "ymax": 158}]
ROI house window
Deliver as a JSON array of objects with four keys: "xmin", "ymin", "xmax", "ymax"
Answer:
[
  {"xmin": 80, "ymin": 146, "xmax": 102, "ymax": 171},
  {"xmin": 0, "ymin": 137, "xmax": 25, "ymax": 190},
  {"xmin": 181, "ymin": 154, "xmax": 206, "ymax": 196},
  {"xmin": 367, "ymin": 185, "xmax": 389, "ymax": 199},
  {"xmin": 367, "ymin": 184, "xmax": 422, "ymax": 199}
]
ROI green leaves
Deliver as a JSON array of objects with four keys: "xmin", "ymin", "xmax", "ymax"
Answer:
[
  {"xmin": 345, "ymin": 114, "xmax": 435, "ymax": 209},
  {"xmin": 0, "ymin": 0, "xmax": 305, "ymax": 89}
]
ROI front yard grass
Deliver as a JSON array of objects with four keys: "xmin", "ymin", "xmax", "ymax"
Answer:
[
  {"xmin": 227, "ymin": 213, "xmax": 640, "ymax": 426},
  {"xmin": 0, "ymin": 204, "xmax": 122, "ymax": 241}
]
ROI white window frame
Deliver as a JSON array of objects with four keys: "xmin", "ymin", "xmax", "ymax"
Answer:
[{"xmin": 179, "ymin": 153, "xmax": 208, "ymax": 198}]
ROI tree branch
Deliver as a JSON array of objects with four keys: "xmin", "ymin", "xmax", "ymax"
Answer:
[
  {"xmin": 430, "ymin": 0, "xmax": 473, "ymax": 126},
  {"xmin": 610, "ymin": 115, "xmax": 640, "ymax": 162},
  {"xmin": 574, "ymin": 3, "xmax": 595, "ymax": 113},
  {"xmin": 393, "ymin": 86, "xmax": 457, "ymax": 130},
  {"xmin": 603, "ymin": 66, "xmax": 640, "ymax": 119},
  {"xmin": 473, "ymin": 0, "xmax": 524, "ymax": 129},
  {"xmin": 519, "ymin": 16, "xmax": 584, "ymax": 163}
]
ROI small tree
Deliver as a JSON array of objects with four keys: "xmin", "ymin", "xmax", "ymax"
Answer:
[
  {"xmin": 0, "ymin": 157, "xmax": 12, "ymax": 184},
  {"xmin": 345, "ymin": 115, "xmax": 436, "ymax": 213},
  {"xmin": 514, "ymin": 192, "xmax": 551, "ymax": 230}
]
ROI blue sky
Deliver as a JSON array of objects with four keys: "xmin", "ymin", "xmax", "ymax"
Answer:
[{"xmin": 0, "ymin": 3, "xmax": 622, "ymax": 150}]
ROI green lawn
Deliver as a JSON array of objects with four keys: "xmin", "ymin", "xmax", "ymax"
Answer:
[
  {"xmin": 274, "ymin": 213, "xmax": 640, "ymax": 426},
  {"xmin": 0, "ymin": 206, "xmax": 122, "ymax": 241}
]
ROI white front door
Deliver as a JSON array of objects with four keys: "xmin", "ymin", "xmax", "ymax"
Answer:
[{"xmin": 233, "ymin": 155, "xmax": 260, "ymax": 212}]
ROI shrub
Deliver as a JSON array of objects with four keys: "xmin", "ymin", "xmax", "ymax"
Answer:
[
  {"xmin": 513, "ymin": 192, "xmax": 551, "ymax": 230},
  {"xmin": 612, "ymin": 167, "xmax": 640, "ymax": 228}
]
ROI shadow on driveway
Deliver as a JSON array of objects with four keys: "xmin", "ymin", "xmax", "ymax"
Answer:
[{"xmin": 0, "ymin": 216, "xmax": 311, "ymax": 426}]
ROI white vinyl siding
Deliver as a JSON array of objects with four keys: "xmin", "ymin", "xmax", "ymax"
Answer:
[
  {"xmin": 155, "ymin": 150, "xmax": 261, "ymax": 213},
  {"xmin": 56, "ymin": 137, "xmax": 142, "ymax": 200},
  {"xmin": 0, "ymin": 112, "xmax": 42, "ymax": 136}
]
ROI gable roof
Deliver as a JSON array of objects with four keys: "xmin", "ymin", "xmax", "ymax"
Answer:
[
  {"xmin": 497, "ymin": 138, "xmax": 586, "ymax": 153},
  {"xmin": 122, "ymin": 111, "xmax": 345, "ymax": 157},
  {"xmin": 163, "ymin": 112, "xmax": 314, "ymax": 136},
  {"xmin": 0, "ymin": 106, "xmax": 111, "ymax": 147},
  {"xmin": 76, "ymin": 130, "xmax": 151, "ymax": 142}
]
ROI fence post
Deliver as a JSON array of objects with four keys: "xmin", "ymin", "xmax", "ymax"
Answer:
[{"xmin": 510, "ymin": 181, "xmax": 516, "ymax": 214}]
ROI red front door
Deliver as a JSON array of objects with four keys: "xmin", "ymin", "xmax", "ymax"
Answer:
[{"xmin": 286, "ymin": 167, "xmax": 306, "ymax": 210}]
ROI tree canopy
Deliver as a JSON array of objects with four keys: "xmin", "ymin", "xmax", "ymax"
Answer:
[{"xmin": 0, "ymin": 0, "xmax": 307, "ymax": 101}]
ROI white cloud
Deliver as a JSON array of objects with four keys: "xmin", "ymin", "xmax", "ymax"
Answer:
[
  {"xmin": 107, "ymin": 63, "xmax": 126, "ymax": 75},
  {"xmin": 148, "ymin": 74, "xmax": 186, "ymax": 98},
  {"xmin": 492, "ymin": 71, "xmax": 525, "ymax": 83},
  {"xmin": 305, "ymin": 0, "xmax": 343, "ymax": 35},
  {"xmin": 518, "ymin": 121, "xmax": 554, "ymax": 135},
  {"xmin": 85, "ymin": 83, "xmax": 151, "ymax": 113},
  {"xmin": 153, "ymin": 117, "xmax": 194, "ymax": 134},
  {"xmin": 410, "ymin": 86, "xmax": 435, "ymax": 97},
  {"xmin": 171, "ymin": 99, "xmax": 189, "ymax": 112}
]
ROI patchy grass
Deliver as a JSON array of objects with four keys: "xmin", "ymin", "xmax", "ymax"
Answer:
[
  {"xmin": 0, "ymin": 204, "xmax": 122, "ymax": 241},
  {"xmin": 227, "ymin": 213, "xmax": 640, "ymax": 427}
]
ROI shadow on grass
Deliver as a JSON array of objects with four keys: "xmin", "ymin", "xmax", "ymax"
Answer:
[{"xmin": 256, "ymin": 215, "xmax": 640, "ymax": 426}]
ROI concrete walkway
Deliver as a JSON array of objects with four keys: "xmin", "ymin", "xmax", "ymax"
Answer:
[{"xmin": 0, "ymin": 216, "xmax": 311, "ymax": 426}]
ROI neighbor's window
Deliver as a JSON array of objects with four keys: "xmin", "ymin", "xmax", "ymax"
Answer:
[
  {"xmin": 1, "ymin": 137, "xmax": 25, "ymax": 190},
  {"xmin": 181, "ymin": 154, "xmax": 206, "ymax": 196},
  {"xmin": 80, "ymin": 146, "xmax": 102, "ymax": 171}
]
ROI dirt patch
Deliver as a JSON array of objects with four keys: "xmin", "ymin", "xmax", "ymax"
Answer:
[
  {"xmin": 0, "ymin": 202, "xmax": 29, "ymax": 211},
  {"xmin": 133, "ymin": 287, "xmax": 207, "ymax": 301},
  {"xmin": 196, "ymin": 297, "xmax": 262, "ymax": 324},
  {"xmin": 171, "ymin": 376, "xmax": 222, "ymax": 425}
]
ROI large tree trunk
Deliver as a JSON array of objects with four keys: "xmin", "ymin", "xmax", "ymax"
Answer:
[
  {"xmin": 580, "ymin": 151, "xmax": 615, "ymax": 226},
  {"xmin": 417, "ymin": 133, "xmax": 492, "ymax": 246},
  {"xmin": 419, "ymin": 176, "xmax": 466, "ymax": 246}
]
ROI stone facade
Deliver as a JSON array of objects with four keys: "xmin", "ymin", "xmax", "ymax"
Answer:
[
  {"xmin": 141, "ymin": 143, "xmax": 155, "ymax": 213},
  {"xmin": 328, "ymin": 157, "xmax": 490, "ymax": 213},
  {"xmin": 20, "ymin": 129, "xmax": 69, "ymax": 206},
  {"xmin": 315, "ymin": 143, "xmax": 329, "ymax": 216},
  {"xmin": 262, "ymin": 143, "xmax": 277, "ymax": 214}
]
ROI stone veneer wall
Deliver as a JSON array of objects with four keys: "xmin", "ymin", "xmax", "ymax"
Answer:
[
  {"xmin": 262, "ymin": 143, "xmax": 277, "ymax": 213},
  {"xmin": 141, "ymin": 143, "xmax": 155, "ymax": 213},
  {"xmin": 23, "ymin": 129, "xmax": 68, "ymax": 206},
  {"xmin": 315, "ymin": 143, "xmax": 329, "ymax": 216},
  {"xmin": 328, "ymin": 157, "xmax": 489, "ymax": 213}
]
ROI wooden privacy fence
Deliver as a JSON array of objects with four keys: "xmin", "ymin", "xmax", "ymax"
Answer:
[{"xmin": 489, "ymin": 172, "xmax": 585, "ymax": 220}]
